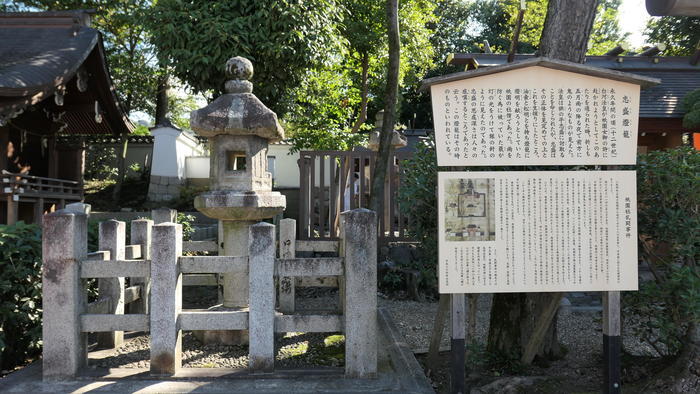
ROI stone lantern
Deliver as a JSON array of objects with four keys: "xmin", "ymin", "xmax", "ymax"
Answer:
[{"xmin": 190, "ymin": 56, "xmax": 286, "ymax": 344}]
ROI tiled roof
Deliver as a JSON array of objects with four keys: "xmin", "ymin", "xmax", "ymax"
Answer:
[
  {"xmin": 0, "ymin": 10, "xmax": 133, "ymax": 134},
  {"xmin": 632, "ymin": 70, "xmax": 700, "ymax": 118},
  {"xmin": 445, "ymin": 53, "xmax": 700, "ymax": 119}
]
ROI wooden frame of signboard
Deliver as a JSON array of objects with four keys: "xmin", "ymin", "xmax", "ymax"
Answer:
[{"xmin": 421, "ymin": 57, "xmax": 659, "ymax": 394}]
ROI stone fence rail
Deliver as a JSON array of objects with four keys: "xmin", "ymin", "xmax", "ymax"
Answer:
[{"xmin": 41, "ymin": 207, "xmax": 377, "ymax": 380}]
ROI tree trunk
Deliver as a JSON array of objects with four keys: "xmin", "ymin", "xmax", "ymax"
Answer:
[
  {"xmin": 487, "ymin": 0, "xmax": 597, "ymax": 364},
  {"xmin": 154, "ymin": 70, "xmax": 169, "ymax": 125},
  {"xmin": 537, "ymin": 0, "xmax": 598, "ymax": 63},
  {"xmin": 369, "ymin": 0, "xmax": 400, "ymax": 215},
  {"xmin": 350, "ymin": 54, "xmax": 370, "ymax": 134}
]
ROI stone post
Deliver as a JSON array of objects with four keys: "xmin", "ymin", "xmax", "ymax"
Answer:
[
  {"xmin": 248, "ymin": 222, "xmax": 276, "ymax": 372},
  {"xmin": 342, "ymin": 208, "xmax": 377, "ymax": 378},
  {"xmin": 152, "ymin": 208, "xmax": 177, "ymax": 224},
  {"xmin": 130, "ymin": 219, "xmax": 153, "ymax": 315},
  {"xmin": 42, "ymin": 211, "xmax": 88, "ymax": 380},
  {"xmin": 97, "ymin": 219, "xmax": 125, "ymax": 348},
  {"xmin": 222, "ymin": 220, "xmax": 254, "ymax": 308},
  {"xmin": 150, "ymin": 222, "xmax": 183, "ymax": 376},
  {"xmin": 278, "ymin": 218, "xmax": 296, "ymax": 314}
]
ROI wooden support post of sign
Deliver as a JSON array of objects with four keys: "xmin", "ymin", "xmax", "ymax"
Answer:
[
  {"xmin": 427, "ymin": 293, "xmax": 450, "ymax": 376},
  {"xmin": 450, "ymin": 293, "xmax": 466, "ymax": 394},
  {"xmin": 603, "ymin": 291, "xmax": 622, "ymax": 394},
  {"xmin": 602, "ymin": 166, "xmax": 622, "ymax": 394}
]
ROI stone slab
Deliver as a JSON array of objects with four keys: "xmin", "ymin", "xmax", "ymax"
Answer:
[
  {"xmin": 274, "ymin": 314, "xmax": 342, "ymax": 333},
  {"xmin": 179, "ymin": 256, "xmax": 248, "ymax": 274},
  {"xmin": 179, "ymin": 311, "xmax": 249, "ymax": 331},
  {"xmin": 80, "ymin": 260, "xmax": 150, "ymax": 278},
  {"xmin": 275, "ymin": 258, "xmax": 344, "ymax": 277},
  {"xmin": 80, "ymin": 314, "xmax": 149, "ymax": 332}
]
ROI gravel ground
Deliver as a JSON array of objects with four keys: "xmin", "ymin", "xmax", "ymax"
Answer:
[
  {"xmin": 95, "ymin": 286, "xmax": 664, "ymax": 391},
  {"xmin": 92, "ymin": 331, "xmax": 344, "ymax": 369}
]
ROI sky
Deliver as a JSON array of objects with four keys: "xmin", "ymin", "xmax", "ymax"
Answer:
[{"xmin": 619, "ymin": 0, "xmax": 651, "ymax": 47}]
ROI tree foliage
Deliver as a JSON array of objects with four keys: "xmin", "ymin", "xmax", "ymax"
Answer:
[
  {"xmin": 147, "ymin": 0, "xmax": 342, "ymax": 117},
  {"xmin": 682, "ymin": 88, "xmax": 700, "ymax": 129},
  {"xmin": 286, "ymin": 0, "xmax": 436, "ymax": 152},
  {"xmin": 627, "ymin": 148, "xmax": 700, "ymax": 357},
  {"xmin": 0, "ymin": 222, "xmax": 43, "ymax": 370},
  {"xmin": 646, "ymin": 16, "xmax": 700, "ymax": 56}
]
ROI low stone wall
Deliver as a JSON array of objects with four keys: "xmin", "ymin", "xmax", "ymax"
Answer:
[{"xmin": 147, "ymin": 175, "xmax": 184, "ymax": 202}]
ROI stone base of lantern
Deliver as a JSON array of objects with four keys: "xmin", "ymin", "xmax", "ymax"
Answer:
[
  {"xmin": 192, "ymin": 305, "xmax": 250, "ymax": 346},
  {"xmin": 194, "ymin": 191, "xmax": 286, "ymax": 221},
  {"xmin": 192, "ymin": 305, "xmax": 283, "ymax": 346}
]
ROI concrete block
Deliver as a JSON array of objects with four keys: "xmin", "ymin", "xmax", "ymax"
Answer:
[
  {"xmin": 97, "ymin": 219, "xmax": 126, "ymax": 349},
  {"xmin": 152, "ymin": 208, "xmax": 177, "ymax": 224},
  {"xmin": 42, "ymin": 211, "xmax": 88, "ymax": 380},
  {"xmin": 342, "ymin": 208, "xmax": 377, "ymax": 378},
  {"xmin": 130, "ymin": 219, "xmax": 153, "ymax": 315},
  {"xmin": 278, "ymin": 218, "xmax": 295, "ymax": 314},
  {"xmin": 248, "ymin": 222, "xmax": 275, "ymax": 372},
  {"xmin": 149, "ymin": 223, "xmax": 182, "ymax": 376}
]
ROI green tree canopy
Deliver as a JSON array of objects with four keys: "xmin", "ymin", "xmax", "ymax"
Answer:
[
  {"xmin": 146, "ymin": 0, "xmax": 342, "ymax": 117},
  {"xmin": 286, "ymin": 0, "xmax": 436, "ymax": 151},
  {"xmin": 646, "ymin": 16, "xmax": 700, "ymax": 56}
]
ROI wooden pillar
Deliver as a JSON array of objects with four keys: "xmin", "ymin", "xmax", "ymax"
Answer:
[
  {"xmin": 451, "ymin": 293, "xmax": 466, "ymax": 394},
  {"xmin": 47, "ymin": 135, "xmax": 58, "ymax": 179},
  {"xmin": 603, "ymin": 291, "xmax": 621, "ymax": 394},
  {"xmin": 0, "ymin": 126, "xmax": 8, "ymax": 173},
  {"xmin": 6, "ymin": 195, "xmax": 17, "ymax": 225}
]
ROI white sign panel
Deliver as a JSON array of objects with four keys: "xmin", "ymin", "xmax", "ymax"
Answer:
[
  {"xmin": 438, "ymin": 171, "xmax": 638, "ymax": 294},
  {"xmin": 430, "ymin": 66, "xmax": 640, "ymax": 166}
]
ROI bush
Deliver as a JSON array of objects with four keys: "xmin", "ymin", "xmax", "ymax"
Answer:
[
  {"xmin": 625, "ymin": 147, "xmax": 700, "ymax": 356},
  {"xmin": 397, "ymin": 136, "xmax": 439, "ymax": 292},
  {"xmin": 0, "ymin": 222, "xmax": 42, "ymax": 370}
]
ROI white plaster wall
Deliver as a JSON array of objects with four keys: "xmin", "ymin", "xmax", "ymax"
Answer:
[
  {"xmin": 186, "ymin": 156, "xmax": 210, "ymax": 179},
  {"xmin": 150, "ymin": 127, "xmax": 206, "ymax": 179},
  {"xmin": 268, "ymin": 144, "xmax": 299, "ymax": 188}
]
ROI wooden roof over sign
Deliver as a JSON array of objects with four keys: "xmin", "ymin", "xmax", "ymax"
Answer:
[
  {"xmin": 446, "ymin": 53, "xmax": 698, "ymax": 119},
  {"xmin": 420, "ymin": 57, "xmax": 661, "ymax": 92},
  {"xmin": 0, "ymin": 10, "xmax": 134, "ymax": 135}
]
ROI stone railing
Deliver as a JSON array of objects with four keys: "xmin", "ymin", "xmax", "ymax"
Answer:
[{"xmin": 41, "ymin": 207, "xmax": 377, "ymax": 380}]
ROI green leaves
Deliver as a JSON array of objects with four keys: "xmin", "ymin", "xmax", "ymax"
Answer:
[
  {"xmin": 147, "ymin": 0, "xmax": 343, "ymax": 116},
  {"xmin": 0, "ymin": 222, "xmax": 43, "ymax": 369},
  {"xmin": 396, "ymin": 136, "xmax": 440, "ymax": 291},
  {"xmin": 627, "ymin": 147, "xmax": 700, "ymax": 357},
  {"xmin": 645, "ymin": 15, "xmax": 700, "ymax": 56}
]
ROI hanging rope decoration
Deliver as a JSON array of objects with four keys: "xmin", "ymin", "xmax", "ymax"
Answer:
[
  {"xmin": 76, "ymin": 68, "xmax": 89, "ymax": 92},
  {"xmin": 54, "ymin": 85, "xmax": 66, "ymax": 106},
  {"xmin": 94, "ymin": 100, "xmax": 103, "ymax": 123}
]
